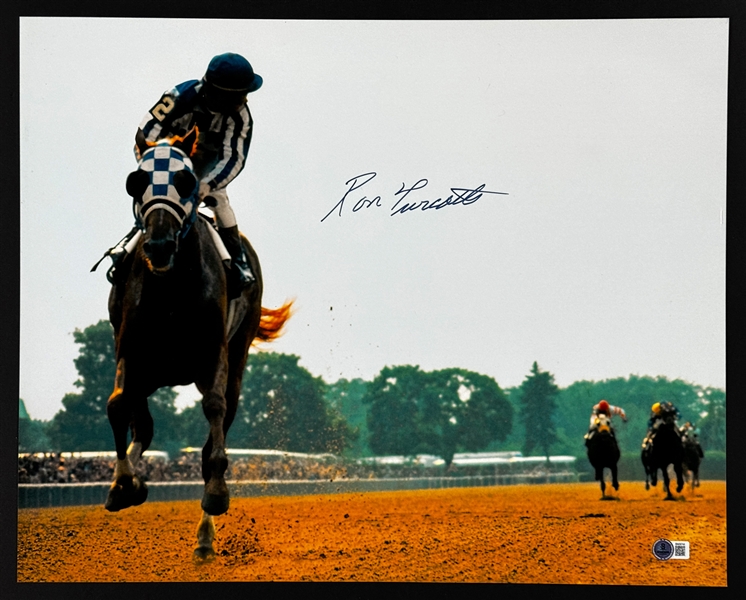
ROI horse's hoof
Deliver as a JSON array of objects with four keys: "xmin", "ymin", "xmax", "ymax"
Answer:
[
  {"xmin": 131, "ymin": 479, "xmax": 149, "ymax": 506},
  {"xmin": 105, "ymin": 491, "xmax": 123, "ymax": 512},
  {"xmin": 664, "ymin": 496, "xmax": 675, "ymax": 501},
  {"xmin": 613, "ymin": 482, "xmax": 619, "ymax": 491},
  {"xmin": 645, "ymin": 481, "xmax": 650, "ymax": 491},
  {"xmin": 104, "ymin": 476, "xmax": 147, "ymax": 512},
  {"xmin": 193, "ymin": 545, "xmax": 216, "ymax": 563},
  {"xmin": 202, "ymin": 492, "xmax": 229, "ymax": 516}
]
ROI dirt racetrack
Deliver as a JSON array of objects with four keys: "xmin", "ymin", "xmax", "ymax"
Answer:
[{"xmin": 18, "ymin": 481, "xmax": 726, "ymax": 585}]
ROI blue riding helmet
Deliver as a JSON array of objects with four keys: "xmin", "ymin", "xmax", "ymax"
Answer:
[{"xmin": 204, "ymin": 52, "xmax": 263, "ymax": 93}]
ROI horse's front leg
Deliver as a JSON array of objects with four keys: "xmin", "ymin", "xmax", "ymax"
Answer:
[
  {"xmin": 193, "ymin": 511, "xmax": 216, "ymax": 562},
  {"xmin": 674, "ymin": 462, "xmax": 685, "ymax": 494},
  {"xmin": 641, "ymin": 450, "xmax": 651, "ymax": 490},
  {"xmin": 105, "ymin": 358, "xmax": 149, "ymax": 511},
  {"xmin": 197, "ymin": 346, "xmax": 231, "ymax": 516}
]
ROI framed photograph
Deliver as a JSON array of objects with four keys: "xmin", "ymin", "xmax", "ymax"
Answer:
[{"xmin": 11, "ymin": 10, "xmax": 732, "ymax": 587}]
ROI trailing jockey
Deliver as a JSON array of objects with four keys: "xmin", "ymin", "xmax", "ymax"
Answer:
[
  {"xmin": 102, "ymin": 52, "xmax": 262, "ymax": 289},
  {"xmin": 585, "ymin": 399, "xmax": 627, "ymax": 444},
  {"xmin": 641, "ymin": 401, "xmax": 681, "ymax": 452}
]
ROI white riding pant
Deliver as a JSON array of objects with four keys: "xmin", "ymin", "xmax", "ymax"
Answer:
[{"xmin": 201, "ymin": 186, "xmax": 237, "ymax": 229}]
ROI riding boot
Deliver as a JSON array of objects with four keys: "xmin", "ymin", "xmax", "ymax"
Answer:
[
  {"xmin": 106, "ymin": 226, "xmax": 141, "ymax": 285},
  {"xmin": 218, "ymin": 225, "xmax": 256, "ymax": 289}
]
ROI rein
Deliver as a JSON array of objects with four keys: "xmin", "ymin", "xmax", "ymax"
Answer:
[{"xmin": 133, "ymin": 194, "xmax": 199, "ymax": 240}]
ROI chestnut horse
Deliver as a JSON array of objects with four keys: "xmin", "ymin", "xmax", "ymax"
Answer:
[{"xmin": 105, "ymin": 128, "xmax": 291, "ymax": 559}]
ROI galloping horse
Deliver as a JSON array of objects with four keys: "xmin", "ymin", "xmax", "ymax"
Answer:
[
  {"xmin": 585, "ymin": 413, "xmax": 621, "ymax": 498},
  {"xmin": 641, "ymin": 414, "xmax": 685, "ymax": 500},
  {"xmin": 104, "ymin": 127, "xmax": 292, "ymax": 559},
  {"xmin": 680, "ymin": 423, "xmax": 704, "ymax": 492}
]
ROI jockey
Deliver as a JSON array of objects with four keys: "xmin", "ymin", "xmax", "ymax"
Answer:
[
  {"xmin": 584, "ymin": 399, "xmax": 627, "ymax": 442},
  {"xmin": 679, "ymin": 421, "xmax": 696, "ymax": 441},
  {"xmin": 642, "ymin": 401, "xmax": 681, "ymax": 451},
  {"xmin": 106, "ymin": 52, "xmax": 262, "ymax": 288},
  {"xmin": 680, "ymin": 421, "xmax": 705, "ymax": 458},
  {"xmin": 588, "ymin": 399, "xmax": 627, "ymax": 429}
]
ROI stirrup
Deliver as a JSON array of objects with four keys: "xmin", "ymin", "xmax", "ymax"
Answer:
[{"xmin": 233, "ymin": 256, "xmax": 256, "ymax": 288}]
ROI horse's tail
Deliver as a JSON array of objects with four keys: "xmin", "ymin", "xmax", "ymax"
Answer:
[{"xmin": 252, "ymin": 300, "xmax": 294, "ymax": 346}]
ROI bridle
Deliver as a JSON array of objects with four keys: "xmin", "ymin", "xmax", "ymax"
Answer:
[{"xmin": 131, "ymin": 143, "xmax": 199, "ymax": 240}]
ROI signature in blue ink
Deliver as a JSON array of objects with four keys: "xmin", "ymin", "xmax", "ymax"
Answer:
[{"xmin": 320, "ymin": 172, "xmax": 508, "ymax": 222}]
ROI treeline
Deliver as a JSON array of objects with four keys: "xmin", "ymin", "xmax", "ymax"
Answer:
[{"xmin": 19, "ymin": 321, "xmax": 726, "ymax": 465}]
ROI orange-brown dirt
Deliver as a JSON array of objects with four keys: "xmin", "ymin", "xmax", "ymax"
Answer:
[{"xmin": 17, "ymin": 481, "xmax": 726, "ymax": 585}]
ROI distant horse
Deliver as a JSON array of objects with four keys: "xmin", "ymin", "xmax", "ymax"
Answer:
[
  {"xmin": 585, "ymin": 413, "xmax": 621, "ymax": 498},
  {"xmin": 641, "ymin": 414, "xmax": 684, "ymax": 500},
  {"xmin": 680, "ymin": 423, "xmax": 704, "ymax": 492},
  {"xmin": 104, "ymin": 128, "xmax": 292, "ymax": 560}
]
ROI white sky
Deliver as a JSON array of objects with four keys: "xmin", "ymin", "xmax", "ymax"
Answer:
[{"xmin": 19, "ymin": 18, "xmax": 727, "ymax": 421}]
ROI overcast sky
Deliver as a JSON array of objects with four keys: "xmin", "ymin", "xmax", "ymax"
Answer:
[{"xmin": 19, "ymin": 18, "xmax": 727, "ymax": 422}]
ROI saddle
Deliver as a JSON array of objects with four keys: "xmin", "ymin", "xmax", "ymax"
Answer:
[
  {"xmin": 197, "ymin": 209, "xmax": 232, "ymax": 265},
  {"xmin": 585, "ymin": 417, "xmax": 614, "ymax": 444}
]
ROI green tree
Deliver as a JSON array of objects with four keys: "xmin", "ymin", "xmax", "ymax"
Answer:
[
  {"xmin": 147, "ymin": 387, "xmax": 184, "ymax": 457},
  {"xmin": 46, "ymin": 319, "xmax": 178, "ymax": 452},
  {"xmin": 325, "ymin": 378, "xmax": 370, "ymax": 457},
  {"xmin": 18, "ymin": 399, "xmax": 51, "ymax": 452},
  {"xmin": 363, "ymin": 365, "xmax": 424, "ymax": 457},
  {"xmin": 696, "ymin": 387, "xmax": 725, "ymax": 452},
  {"xmin": 362, "ymin": 365, "xmax": 513, "ymax": 465},
  {"xmin": 554, "ymin": 375, "xmax": 720, "ymax": 459},
  {"xmin": 228, "ymin": 352, "xmax": 355, "ymax": 453},
  {"xmin": 517, "ymin": 361, "xmax": 559, "ymax": 458},
  {"xmin": 177, "ymin": 401, "xmax": 208, "ymax": 448},
  {"xmin": 416, "ymin": 368, "xmax": 513, "ymax": 466},
  {"xmin": 46, "ymin": 321, "xmax": 117, "ymax": 450}
]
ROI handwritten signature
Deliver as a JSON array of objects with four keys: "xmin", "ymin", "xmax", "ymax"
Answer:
[{"xmin": 320, "ymin": 172, "xmax": 509, "ymax": 222}]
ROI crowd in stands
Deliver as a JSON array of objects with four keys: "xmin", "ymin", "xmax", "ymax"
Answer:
[
  {"xmin": 18, "ymin": 451, "xmax": 576, "ymax": 484},
  {"xmin": 17, "ymin": 452, "xmax": 376, "ymax": 484},
  {"xmin": 18, "ymin": 453, "xmax": 114, "ymax": 484}
]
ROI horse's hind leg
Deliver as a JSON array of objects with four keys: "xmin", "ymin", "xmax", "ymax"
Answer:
[
  {"xmin": 197, "ymin": 346, "xmax": 231, "ymax": 516},
  {"xmin": 127, "ymin": 395, "xmax": 154, "ymax": 468},
  {"xmin": 193, "ymin": 511, "xmax": 216, "ymax": 562},
  {"xmin": 662, "ymin": 468, "xmax": 674, "ymax": 500},
  {"xmin": 674, "ymin": 462, "xmax": 685, "ymax": 494},
  {"xmin": 596, "ymin": 467, "xmax": 606, "ymax": 497},
  {"xmin": 105, "ymin": 359, "xmax": 149, "ymax": 511},
  {"xmin": 193, "ymin": 323, "xmax": 253, "ymax": 554},
  {"xmin": 611, "ymin": 464, "xmax": 619, "ymax": 491}
]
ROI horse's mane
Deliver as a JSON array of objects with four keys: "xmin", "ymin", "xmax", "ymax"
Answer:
[
  {"xmin": 252, "ymin": 300, "xmax": 294, "ymax": 345},
  {"xmin": 138, "ymin": 126, "xmax": 200, "ymax": 159}
]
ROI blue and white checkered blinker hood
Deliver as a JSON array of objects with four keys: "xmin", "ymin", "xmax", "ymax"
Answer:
[{"xmin": 134, "ymin": 144, "xmax": 198, "ymax": 233}]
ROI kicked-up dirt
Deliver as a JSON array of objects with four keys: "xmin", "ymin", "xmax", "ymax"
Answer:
[{"xmin": 17, "ymin": 481, "xmax": 726, "ymax": 585}]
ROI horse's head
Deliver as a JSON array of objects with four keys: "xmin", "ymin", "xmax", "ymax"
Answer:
[
  {"xmin": 593, "ymin": 413, "xmax": 612, "ymax": 435},
  {"xmin": 126, "ymin": 128, "xmax": 199, "ymax": 275}
]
